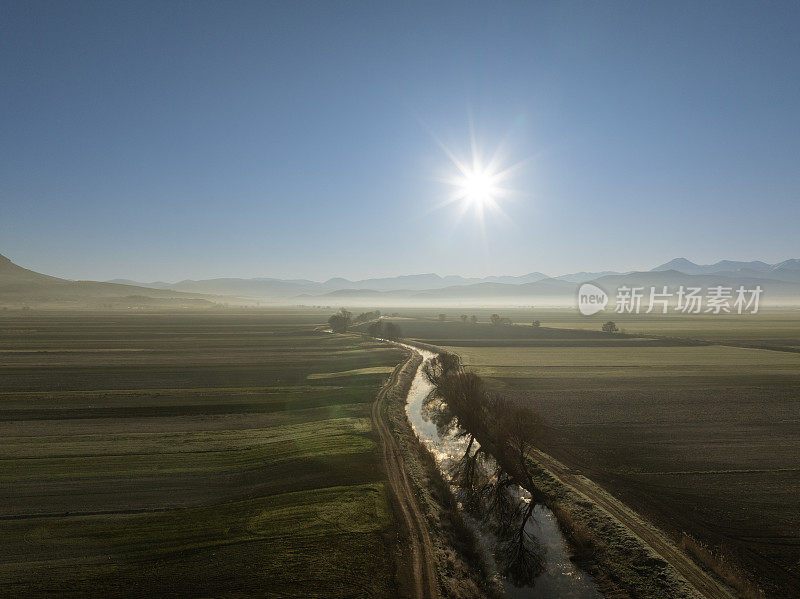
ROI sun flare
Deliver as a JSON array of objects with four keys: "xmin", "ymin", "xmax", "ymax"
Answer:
[
  {"xmin": 457, "ymin": 169, "xmax": 500, "ymax": 209},
  {"xmin": 435, "ymin": 145, "xmax": 519, "ymax": 225},
  {"xmin": 427, "ymin": 121, "xmax": 528, "ymax": 229}
]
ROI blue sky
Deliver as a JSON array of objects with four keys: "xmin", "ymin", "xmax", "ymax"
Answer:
[{"xmin": 2, "ymin": 1, "xmax": 799, "ymax": 281}]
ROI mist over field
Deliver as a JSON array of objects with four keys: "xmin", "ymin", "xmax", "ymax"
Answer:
[
  {"xmin": 3, "ymin": 2, "xmax": 799, "ymax": 599},
  {"xmin": 3, "ymin": 252, "xmax": 800, "ymax": 310}
]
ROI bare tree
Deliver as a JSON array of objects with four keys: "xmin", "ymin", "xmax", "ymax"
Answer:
[
  {"xmin": 421, "ymin": 351, "xmax": 462, "ymax": 387},
  {"xmin": 439, "ymin": 371, "xmax": 491, "ymax": 514},
  {"xmin": 496, "ymin": 498, "xmax": 544, "ymax": 586},
  {"xmin": 424, "ymin": 355, "xmax": 547, "ymax": 586},
  {"xmin": 492, "ymin": 399, "xmax": 543, "ymax": 494},
  {"xmin": 489, "ymin": 397, "xmax": 546, "ymax": 584},
  {"xmin": 483, "ymin": 465, "xmax": 519, "ymax": 536}
]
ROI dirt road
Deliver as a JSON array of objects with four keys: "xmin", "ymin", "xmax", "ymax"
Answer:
[
  {"xmin": 396, "ymin": 340, "xmax": 735, "ymax": 599},
  {"xmin": 531, "ymin": 448, "xmax": 736, "ymax": 599},
  {"xmin": 371, "ymin": 354, "xmax": 439, "ymax": 599},
  {"xmin": 379, "ymin": 342, "xmax": 732, "ymax": 599}
]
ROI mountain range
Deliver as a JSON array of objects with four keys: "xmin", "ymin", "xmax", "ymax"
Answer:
[
  {"xmin": 0, "ymin": 254, "xmax": 213, "ymax": 309},
  {"xmin": 651, "ymin": 257, "xmax": 800, "ymax": 282},
  {"xmin": 2, "ymin": 253, "xmax": 799, "ymax": 308},
  {"xmin": 106, "ymin": 271, "xmax": 555, "ymax": 298},
  {"xmin": 106, "ymin": 257, "xmax": 800, "ymax": 300}
]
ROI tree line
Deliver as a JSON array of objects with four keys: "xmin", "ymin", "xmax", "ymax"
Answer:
[
  {"xmin": 331, "ymin": 308, "xmax": 616, "ymax": 337},
  {"xmin": 327, "ymin": 309, "xmax": 402, "ymax": 339},
  {"xmin": 439, "ymin": 313, "xmax": 543, "ymax": 327},
  {"xmin": 422, "ymin": 352, "xmax": 545, "ymax": 585},
  {"xmin": 366, "ymin": 319, "xmax": 402, "ymax": 339}
]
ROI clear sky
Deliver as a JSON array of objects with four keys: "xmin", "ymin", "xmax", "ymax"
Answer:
[{"xmin": 2, "ymin": 1, "xmax": 799, "ymax": 282}]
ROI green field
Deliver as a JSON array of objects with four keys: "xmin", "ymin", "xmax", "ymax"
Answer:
[
  {"xmin": 387, "ymin": 313, "xmax": 800, "ymax": 598},
  {"xmin": 0, "ymin": 311, "xmax": 404, "ymax": 598}
]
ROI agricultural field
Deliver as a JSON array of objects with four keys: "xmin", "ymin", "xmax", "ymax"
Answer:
[
  {"xmin": 0, "ymin": 311, "xmax": 404, "ymax": 598},
  {"xmin": 374, "ymin": 307, "xmax": 800, "ymax": 350},
  {"xmin": 388, "ymin": 313, "xmax": 800, "ymax": 598},
  {"xmin": 526, "ymin": 308, "xmax": 800, "ymax": 350}
]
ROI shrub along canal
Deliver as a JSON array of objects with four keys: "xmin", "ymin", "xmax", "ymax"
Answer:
[{"xmin": 401, "ymin": 343, "xmax": 601, "ymax": 598}]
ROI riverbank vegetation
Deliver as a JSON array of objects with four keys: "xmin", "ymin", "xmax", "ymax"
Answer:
[
  {"xmin": 389, "ymin": 310, "xmax": 799, "ymax": 597},
  {"xmin": 420, "ymin": 348, "xmax": 708, "ymax": 598},
  {"xmin": 422, "ymin": 351, "xmax": 546, "ymax": 585},
  {"xmin": 382, "ymin": 352, "xmax": 503, "ymax": 599}
]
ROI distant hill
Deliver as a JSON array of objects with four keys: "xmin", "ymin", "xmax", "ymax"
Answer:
[
  {"xmin": 653, "ymin": 257, "xmax": 772, "ymax": 275},
  {"xmin": 596, "ymin": 268, "xmax": 778, "ymax": 288},
  {"xmin": 587, "ymin": 269, "xmax": 800, "ymax": 305},
  {"xmin": 0, "ymin": 254, "xmax": 215, "ymax": 309},
  {"xmin": 110, "ymin": 271, "xmax": 553, "ymax": 298},
  {"xmin": 107, "ymin": 278, "xmax": 173, "ymax": 289},
  {"xmin": 768, "ymin": 259, "xmax": 800, "ymax": 282},
  {"xmin": 107, "ymin": 255, "xmax": 800, "ymax": 302},
  {"xmin": 650, "ymin": 257, "xmax": 800, "ymax": 284},
  {"xmin": 323, "ymin": 273, "xmax": 455, "ymax": 291},
  {"xmin": 5, "ymin": 251, "xmax": 799, "ymax": 308},
  {"xmin": 297, "ymin": 268, "xmax": 800, "ymax": 307},
  {"xmin": 321, "ymin": 272, "xmax": 550, "ymax": 290},
  {"xmin": 0, "ymin": 253, "xmax": 62, "ymax": 284},
  {"xmin": 555, "ymin": 270, "xmax": 625, "ymax": 283},
  {"xmin": 321, "ymin": 288, "xmax": 385, "ymax": 297},
  {"xmin": 169, "ymin": 278, "xmax": 322, "ymax": 298},
  {"xmin": 773, "ymin": 259, "xmax": 800, "ymax": 271},
  {"xmin": 476, "ymin": 272, "xmax": 550, "ymax": 285},
  {"xmin": 296, "ymin": 277, "xmax": 576, "ymax": 306}
]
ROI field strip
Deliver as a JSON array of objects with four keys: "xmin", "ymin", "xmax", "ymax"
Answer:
[
  {"xmin": 632, "ymin": 467, "xmax": 800, "ymax": 476},
  {"xmin": 308, "ymin": 366, "xmax": 395, "ymax": 379},
  {"xmin": 0, "ymin": 507, "xmax": 177, "ymax": 520},
  {"xmin": 530, "ymin": 447, "xmax": 737, "ymax": 599},
  {"xmin": 0, "ymin": 385, "xmax": 334, "ymax": 397},
  {"xmin": 371, "ymin": 352, "xmax": 440, "ymax": 599},
  {"xmin": 0, "ymin": 348, "xmax": 150, "ymax": 353}
]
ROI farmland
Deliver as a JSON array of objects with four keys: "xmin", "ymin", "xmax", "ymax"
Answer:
[
  {"xmin": 0, "ymin": 311, "xmax": 405, "ymax": 598},
  {"xmin": 369, "ymin": 308, "xmax": 800, "ymax": 350},
  {"xmin": 387, "ymin": 312, "xmax": 800, "ymax": 598}
]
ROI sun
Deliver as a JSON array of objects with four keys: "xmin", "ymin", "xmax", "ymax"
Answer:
[
  {"xmin": 429, "ymin": 126, "xmax": 524, "ymax": 229},
  {"xmin": 457, "ymin": 169, "xmax": 500, "ymax": 209},
  {"xmin": 441, "ymin": 152, "xmax": 513, "ymax": 220}
]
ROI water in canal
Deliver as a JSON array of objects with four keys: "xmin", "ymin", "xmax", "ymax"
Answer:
[{"xmin": 402, "ymin": 345, "xmax": 602, "ymax": 598}]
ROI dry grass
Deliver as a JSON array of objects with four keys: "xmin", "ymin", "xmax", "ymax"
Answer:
[
  {"xmin": 552, "ymin": 502, "xmax": 603, "ymax": 560},
  {"xmin": 680, "ymin": 533, "xmax": 766, "ymax": 599}
]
